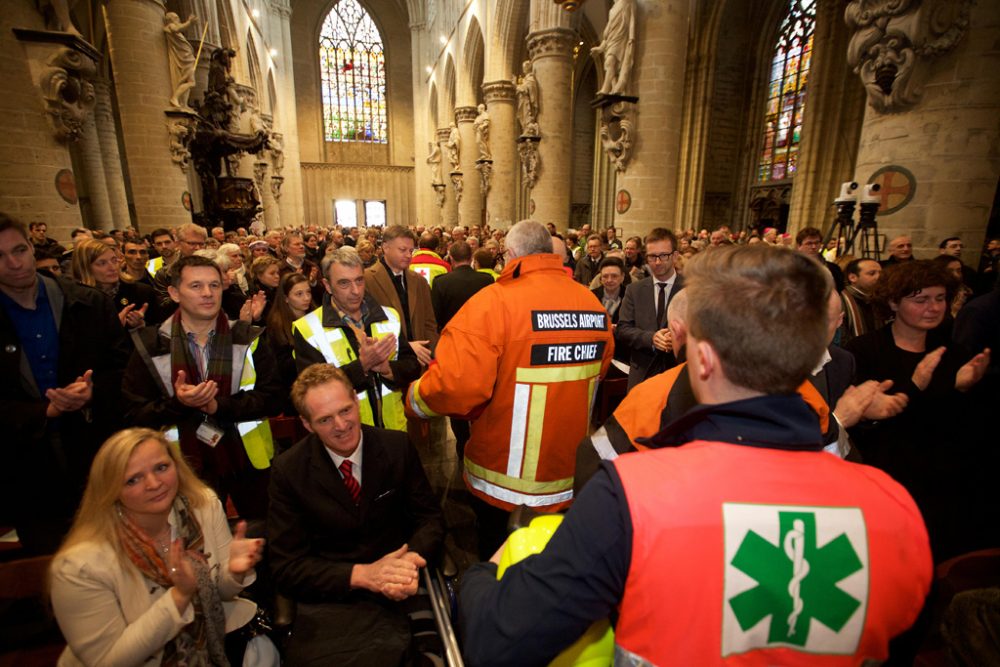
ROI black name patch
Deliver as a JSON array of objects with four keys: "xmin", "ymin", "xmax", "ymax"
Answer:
[
  {"xmin": 530, "ymin": 341, "xmax": 607, "ymax": 366},
  {"xmin": 531, "ymin": 310, "xmax": 607, "ymax": 331}
]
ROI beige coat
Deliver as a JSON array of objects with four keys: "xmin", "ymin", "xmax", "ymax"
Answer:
[{"xmin": 50, "ymin": 495, "xmax": 256, "ymax": 667}]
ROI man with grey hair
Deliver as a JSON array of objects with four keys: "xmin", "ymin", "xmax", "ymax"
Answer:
[
  {"xmin": 152, "ymin": 221, "xmax": 208, "ymax": 311},
  {"xmin": 292, "ymin": 246, "xmax": 420, "ymax": 431},
  {"xmin": 407, "ymin": 220, "xmax": 615, "ymax": 558}
]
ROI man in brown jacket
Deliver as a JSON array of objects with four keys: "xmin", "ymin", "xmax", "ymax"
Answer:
[{"xmin": 364, "ymin": 226, "xmax": 439, "ymax": 366}]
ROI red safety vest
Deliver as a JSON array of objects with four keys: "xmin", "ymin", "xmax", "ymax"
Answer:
[{"xmin": 613, "ymin": 441, "xmax": 932, "ymax": 666}]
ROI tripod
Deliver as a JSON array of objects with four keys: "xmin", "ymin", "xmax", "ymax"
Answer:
[{"xmin": 823, "ymin": 182, "xmax": 882, "ymax": 259}]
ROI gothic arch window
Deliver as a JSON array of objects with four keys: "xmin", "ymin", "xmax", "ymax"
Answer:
[
  {"xmin": 755, "ymin": 0, "xmax": 815, "ymax": 183},
  {"xmin": 319, "ymin": 0, "xmax": 387, "ymax": 143}
]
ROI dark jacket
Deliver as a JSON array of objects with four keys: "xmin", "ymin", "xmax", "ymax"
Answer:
[
  {"xmin": 268, "ymin": 426, "xmax": 445, "ymax": 603},
  {"xmin": 573, "ymin": 254, "xmax": 603, "ymax": 287},
  {"xmin": 0, "ymin": 276, "xmax": 130, "ymax": 549},
  {"xmin": 122, "ymin": 317, "xmax": 283, "ymax": 472},
  {"xmin": 431, "ymin": 264, "xmax": 494, "ymax": 329},
  {"xmin": 617, "ymin": 274, "xmax": 684, "ymax": 389}
]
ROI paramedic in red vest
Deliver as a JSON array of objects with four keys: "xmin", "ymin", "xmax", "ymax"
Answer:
[{"xmin": 460, "ymin": 244, "xmax": 932, "ymax": 667}]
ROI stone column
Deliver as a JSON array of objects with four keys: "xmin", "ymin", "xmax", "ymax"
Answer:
[
  {"xmin": 526, "ymin": 28, "xmax": 576, "ymax": 230},
  {"xmin": 613, "ymin": 1, "xmax": 690, "ymax": 237},
  {"xmin": 851, "ymin": 0, "xmax": 1000, "ymax": 261},
  {"xmin": 268, "ymin": 0, "xmax": 305, "ymax": 229},
  {"xmin": 104, "ymin": 0, "xmax": 190, "ymax": 233},
  {"xmin": 436, "ymin": 126, "xmax": 458, "ymax": 227},
  {"xmin": 92, "ymin": 79, "xmax": 131, "ymax": 229},
  {"xmin": 76, "ymin": 109, "xmax": 115, "ymax": 231},
  {"xmin": 482, "ymin": 80, "xmax": 517, "ymax": 227},
  {"xmin": 455, "ymin": 105, "xmax": 481, "ymax": 228}
]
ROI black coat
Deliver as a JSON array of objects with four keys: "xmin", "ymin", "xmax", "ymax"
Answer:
[
  {"xmin": 430, "ymin": 264, "xmax": 494, "ymax": 329},
  {"xmin": 0, "ymin": 276, "xmax": 130, "ymax": 549},
  {"xmin": 268, "ymin": 426, "xmax": 445, "ymax": 603}
]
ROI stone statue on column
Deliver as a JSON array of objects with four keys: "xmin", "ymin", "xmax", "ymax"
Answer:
[
  {"xmin": 516, "ymin": 60, "xmax": 539, "ymax": 137},
  {"xmin": 445, "ymin": 122, "xmax": 461, "ymax": 171},
  {"xmin": 426, "ymin": 141, "xmax": 443, "ymax": 185},
  {"xmin": 269, "ymin": 132, "xmax": 284, "ymax": 176},
  {"xmin": 473, "ymin": 104, "xmax": 491, "ymax": 159},
  {"xmin": 163, "ymin": 13, "xmax": 199, "ymax": 112},
  {"xmin": 592, "ymin": 0, "xmax": 636, "ymax": 97}
]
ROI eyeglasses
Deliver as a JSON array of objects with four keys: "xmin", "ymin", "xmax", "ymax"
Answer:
[
  {"xmin": 180, "ymin": 239, "xmax": 206, "ymax": 248},
  {"xmin": 647, "ymin": 252, "xmax": 675, "ymax": 263}
]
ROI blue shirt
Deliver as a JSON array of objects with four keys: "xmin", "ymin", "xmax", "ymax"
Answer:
[{"xmin": 0, "ymin": 278, "xmax": 60, "ymax": 393}]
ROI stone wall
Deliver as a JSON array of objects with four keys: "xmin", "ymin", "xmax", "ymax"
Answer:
[
  {"xmin": 0, "ymin": 2, "xmax": 84, "ymax": 242},
  {"xmin": 852, "ymin": 0, "xmax": 1000, "ymax": 262}
]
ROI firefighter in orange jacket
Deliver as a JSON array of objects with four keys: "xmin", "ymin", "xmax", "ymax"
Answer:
[
  {"xmin": 460, "ymin": 245, "xmax": 931, "ymax": 667},
  {"xmin": 407, "ymin": 221, "xmax": 614, "ymax": 557}
]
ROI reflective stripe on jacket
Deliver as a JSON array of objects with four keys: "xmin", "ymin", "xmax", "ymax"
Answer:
[
  {"xmin": 408, "ymin": 253, "xmax": 614, "ymax": 511},
  {"xmin": 162, "ymin": 336, "xmax": 274, "ymax": 469},
  {"xmin": 292, "ymin": 306, "xmax": 407, "ymax": 431}
]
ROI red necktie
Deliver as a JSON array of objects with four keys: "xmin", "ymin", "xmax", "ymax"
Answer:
[{"xmin": 339, "ymin": 460, "xmax": 361, "ymax": 504}]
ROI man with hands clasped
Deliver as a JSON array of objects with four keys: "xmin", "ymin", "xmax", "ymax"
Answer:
[{"xmin": 268, "ymin": 364, "xmax": 444, "ymax": 666}]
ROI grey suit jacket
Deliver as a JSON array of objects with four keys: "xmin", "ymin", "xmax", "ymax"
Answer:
[{"xmin": 617, "ymin": 274, "xmax": 684, "ymax": 389}]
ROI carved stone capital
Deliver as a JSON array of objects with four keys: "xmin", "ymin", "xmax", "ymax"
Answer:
[
  {"xmin": 482, "ymin": 80, "xmax": 517, "ymax": 104},
  {"xmin": 527, "ymin": 28, "xmax": 576, "ymax": 61},
  {"xmin": 846, "ymin": 0, "xmax": 973, "ymax": 113},
  {"xmin": 596, "ymin": 98, "xmax": 636, "ymax": 173},
  {"xmin": 165, "ymin": 109, "xmax": 197, "ymax": 173},
  {"xmin": 435, "ymin": 127, "xmax": 452, "ymax": 143},
  {"xmin": 36, "ymin": 46, "xmax": 97, "ymax": 142},
  {"xmin": 270, "ymin": 175, "xmax": 284, "ymax": 200},
  {"xmin": 253, "ymin": 160, "xmax": 269, "ymax": 191},
  {"xmin": 517, "ymin": 138, "xmax": 541, "ymax": 190},
  {"xmin": 455, "ymin": 105, "xmax": 478, "ymax": 123},
  {"xmin": 476, "ymin": 159, "xmax": 493, "ymax": 198},
  {"xmin": 268, "ymin": 0, "xmax": 293, "ymax": 19},
  {"xmin": 450, "ymin": 173, "xmax": 464, "ymax": 205},
  {"xmin": 432, "ymin": 182, "xmax": 446, "ymax": 208}
]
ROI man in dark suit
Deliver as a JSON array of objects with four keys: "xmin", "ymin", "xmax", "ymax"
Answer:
[
  {"xmin": 269, "ymin": 363, "xmax": 445, "ymax": 666},
  {"xmin": 618, "ymin": 228, "xmax": 684, "ymax": 389},
  {"xmin": 430, "ymin": 240, "xmax": 494, "ymax": 457},
  {"xmin": 0, "ymin": 214, "xmax": 130, "ymax": 553}
]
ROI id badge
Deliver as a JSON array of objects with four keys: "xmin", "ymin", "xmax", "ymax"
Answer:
[{"xmin": 195, "ymin": 420, "xmax": 224, "ymax": 447}]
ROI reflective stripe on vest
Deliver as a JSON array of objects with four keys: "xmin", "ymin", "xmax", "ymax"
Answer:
[
  {"xmin": 162, "ymin": 337, "xmax": 274, "ymax": 469},
  {"xmin": 146, "ymin": 256, "xmax": 163, "ymax": 277},
  {"xmin": 292, "ymin": 307, "xmax": 407, "ymax": 431}
]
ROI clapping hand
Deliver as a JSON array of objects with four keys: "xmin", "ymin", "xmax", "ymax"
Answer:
[
  {"xmin": 863, "ymin": 380, "xmax": 909, "ymax": 420},
  {"xmin": 228, "ymin": 520, "xmax": 265, "ymax": 582},
  {"xmin": 652, "ymin": 328, "xmax": 673, "ymax": 353},
  {"xmin": 410, "ymin": 340, "xmax": 433, "ymax": 366},
  {"xmin": 119, "ymin": 303, "xmax": 149, "ymax": 329},
  {"xmin": 45, "ymin": 369, "xmax": 93, "ymax": 418},
  {"xmin": 174, "ymin": 370, "xmax": 219, "ymax": 413},
  {"xmin": 359, "ymin": 333, "xmax": 396, "ymax": 375},
  {"xmin": 911, "ymin": 346, "xmax": 946, "ymax": 391},
  {"xmin": 956, "ymin": 348, "xmax": 991, "ymax": 392},
  {"xmin": 239, "ymin": 291, "xmax": 267, "ymax": 322},
  {"xmin": 167, "ymin": 538, "xmax": 198, "ymax": 614}
]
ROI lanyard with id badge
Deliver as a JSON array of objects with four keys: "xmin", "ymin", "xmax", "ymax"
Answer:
[{"xmin": 195, "ymin": 417, "xmax": 225, "ymax": 447}]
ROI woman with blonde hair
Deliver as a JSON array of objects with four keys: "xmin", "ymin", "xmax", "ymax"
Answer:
[
  {"xmin": 50, "ymin": 427, "xmax": 264, "ymax": 666},
  {"xmin": 72, "ymin": 238, "xmax": 160, "ymax": 328}
]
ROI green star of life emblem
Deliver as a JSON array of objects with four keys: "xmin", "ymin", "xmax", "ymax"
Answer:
[{"xmin": 728, "ymin": 510, "xmax": 864, "ymax": 646}]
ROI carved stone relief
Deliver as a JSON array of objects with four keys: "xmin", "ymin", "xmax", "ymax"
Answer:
[
  {"xmin": 39, "ymin": 46, "xmax": 96, "ymax": 142},
  {"xmin": 846, "ymin": 0, "xmax": 973, "ymax": 113}
]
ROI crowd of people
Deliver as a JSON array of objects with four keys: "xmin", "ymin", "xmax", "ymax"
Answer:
[{"xmin": 1, "ymin": 211, "xmax": 998, "ymax": 666}]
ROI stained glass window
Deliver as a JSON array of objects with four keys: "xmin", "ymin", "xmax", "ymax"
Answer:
[
  {"xmin": 320, "ymin": 0, "xmax": 387, "ymax": 143},
  {"xmin": 756, "ymin": 0, "xmax": 815, "ymax": 183}
]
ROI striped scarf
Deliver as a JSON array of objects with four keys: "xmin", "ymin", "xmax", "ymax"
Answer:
[{"xmin": 117, "ymin": 495, "xmax": 229, "ymax": 666}]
